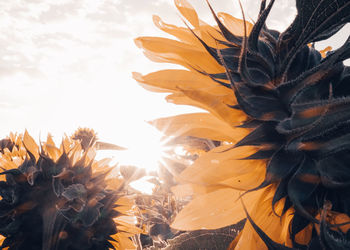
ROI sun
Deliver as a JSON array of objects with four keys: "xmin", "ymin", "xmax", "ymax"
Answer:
[
  {"xmin": 119, "ymin": 123, "xmax": 166, "ymax": 172},
  {"xmin": 97, "ymin": 121, "xmax": 168, "ymax": 173}
]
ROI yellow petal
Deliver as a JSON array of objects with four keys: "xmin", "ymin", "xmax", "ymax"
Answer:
[
  {"xmin": 45, "ymin": 144, "xmax": 61, "ymax": 162},
  {"xmin": 235, "ymin": 221, "xmax": 266, "ymax": 250},
  {"xmin": 174, "ymin": 0, "xmax": 199, "ymax": 28},
  {"xmin": 150, "ymin": 113, "xmax": 249, "ymax": 142},
  {"xmin": 320, "ymin": 46, "xmax": 332, "ymax": 58},
  {"xmin": 91, "ymin": 158, "xmax": 111, "ymax": 175},
  {"xmin": 153, "ymin": 15, "xmax": 201, "ymax": 46},
  {"xmin": 86, "ymin": 146, "xmax": 97, "ymax": 162},
  {"xmin": 196, "ymin": 20, "xmax": 225, "ymax": 47},
  {"xmin": 114, "ymin": 215, "xmax": 136, "ymax": 226},
  {"xmin": 217, "ymin": 12, "xmax": 253, "ymax": 36},
  {"xmin": 0, "ymin": 236, "xmax": 7, "ymax": 249},
  {"xmin": 171, "ymin": 183, "xmax": 225, "ymax": 198},
  {"xmin": 174, "ymin": 0, "xmax": 226, "ymax": 46},
  {"xmin": 165, "ymin": 91, "xmax": 243, "ymax": 128},
  {"xmin": 115, "ymin": 205, "xmax": 135, "ymax": 215},
  {"xmin": 45, "ymin": 133, "xmax": 55, "ymax": 147},
  {"xmin": 116, "ymin": 196, "xmax": 134, "ymax": 206},
  {"xmin": 179, "ymin": 145, "xmax": 262, "ymax": 185},
  {"xmin": 134, "ymin": 36, "xmax": 223, "ymax": 73},
  {"xmin": 60, "ymin": 137, "xmax": 71, "ymax": 153},
  {"xmin": 315, "ymin": 210, "xmax": 350, "ymax": 235},
  {"xmin": 228, "ymin": 230, "xmax": 242, "ymax": 249},
  {"xmin": 219, "ymin": 167, "xmax": 266, "ymax": 190},
  {"xmin": 133, "ymin": 72, "xmax": 170, "ymax": 93},
  {"xmin": 110, "ymin": 233, "xmax": 136, "ymax": 250},
  {"xmin": 333, "ymin": 213, "xmax": 350, "ymax": 233},
  {"xmin": 236, "ymin": 186, "xmax": 295, "ymax": 249},
  {"xmin": 153, "ymin": 14, "xmax": 226, "ymax": 49},
  {"xmin": 117, "ymin": 231, "xmax": 138, "ymax": 238},
  {"xmin": 114, "ymin": 216, "xmax": 143, "ymax": 235},
  {"xmin": 0, "ymin": 157, "xmax": 17, "ymax": 169},
  {"xmin": 12, "ymin": 156, "xmax": 24, "ymax": 167},
  {"xmin": 69, "ymin": 143, "xmax": 83, "ymax": 166},
  {"xmin": 171, "ymin": 188, "xmax": 264, "ymax": 230},
  {"xmin": 178, "ymin": 87, "xmax": 246, "ymax": 125},
  {"xmin": 133, "ymin": 69, "xmax": 231, "ymax": 95},
  {"xmin": 117, "ymin": 224, "xmax": 143, "ymax": 235},
  {"xmin": 294, "ymin": 223, "xmax": 313, "ymax": 246},
  {"xmin": 23, "ymin": 130, "xmax": 39, "ymax": 161},
  {"xmin": 166, "ymin": 92, "xmax": 228, "ymax": 118},
  {"xmin": 106, "ymin": 177, "xmax": 124, "ymax": 190}
]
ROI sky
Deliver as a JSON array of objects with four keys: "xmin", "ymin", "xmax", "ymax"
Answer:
[{"xmin": 0, "ymin": 0, "xmax": 349, "ymax": 158}]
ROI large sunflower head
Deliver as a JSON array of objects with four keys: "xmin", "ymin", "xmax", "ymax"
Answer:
[
  {"xmin": 135, "ymin": 0, "xmax": 350, "ymax": 248},
  {"xmin": 0, "ymin": 129, "xmax": 141, "ymax": 249}
]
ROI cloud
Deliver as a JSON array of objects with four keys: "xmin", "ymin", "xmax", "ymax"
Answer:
[{"xmin": 38, "ymin": 2, "xmax": 82, "ymax": 22}]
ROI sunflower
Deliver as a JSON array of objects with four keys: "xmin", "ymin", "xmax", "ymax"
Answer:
[
  {"xmin": 0, "ymin": 129, "xmax": 141, "ymax": 249},
  {"xmin": 134, "ymin": 0, "xmax": 350, "ymax": 248}
]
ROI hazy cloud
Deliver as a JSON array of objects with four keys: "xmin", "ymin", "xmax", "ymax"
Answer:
[{"xmin": 0, "ymin": 0, "xmax": 348, "ymax": 143}]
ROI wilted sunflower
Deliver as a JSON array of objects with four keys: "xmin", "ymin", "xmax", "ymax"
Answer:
[
  {"xmin": 134, "ymin": 0, "xmax": 350, "ymax": 248},
  {"xmin": 0, "ymin": 129, "xmax": 141, "ymax": 249}
]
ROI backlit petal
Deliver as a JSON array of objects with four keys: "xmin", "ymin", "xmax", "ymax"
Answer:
[
  {"xmin": 171, "ymin": 183, "xmax": 225, "ymax": 198},
  {"xmin": 171, "ymin": 188, "xmax": 264, "ymax": 230},
  {"xmin": 23, "ymin": 130, "xmax": 39, "ymax": 161},
  {"xmin": 134, "ymin": 37, "xmax": 223, "ymax": 73},
  {"xmin": 178, "ymin": 87, "xmax": 246, "ymax": 125},
  {"xmin": 178, "ymin": 145, "xmax": 263, "ymax": 185},
  {"xmin": 236, "ymin": 186, "xmax": 295, "ymax": 249},
  {"xmin": 150, "ymin": 113, "xmax": 249, "ymax": 142},
  {"xmin": 133, "ymin": 69, "xmax": 231, "ymax": 95},
  {"xmin": 174, "ymin": 0, "xmax": 199, "ymax": 28}
]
